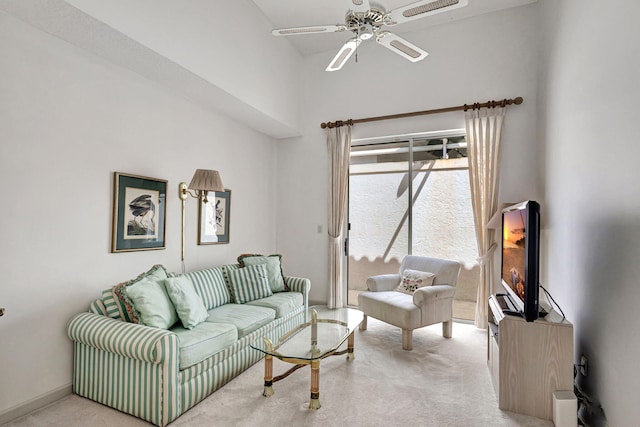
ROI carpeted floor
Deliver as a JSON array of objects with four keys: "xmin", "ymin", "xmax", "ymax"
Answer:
[{"xmin": 5, "ymin": 318, "xmax": 554, "ymax": 427}]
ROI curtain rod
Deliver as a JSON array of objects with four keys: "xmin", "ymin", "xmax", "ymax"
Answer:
[{"xmin": 320, "ymin": 96, "xmax": 523, "ymax": 129}]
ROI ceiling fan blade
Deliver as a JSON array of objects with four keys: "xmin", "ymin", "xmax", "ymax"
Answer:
[
  {"xmin": 326, "ymin": 38, "xmax": 361, "ymax": 72},
  {"xmin": 350, "ymin": 0, "xmax": 371, "ymax": 14},
  {"xmin": 376, "ymin": 32, "xmax": 428, "ymax": 62},
  {"xmin": 272, "ymin": 24, "xmax": 347, "ymax": 36},
  {"xmin": 386, "ymin": 0, "xmax": 468, "ymax": 25}
]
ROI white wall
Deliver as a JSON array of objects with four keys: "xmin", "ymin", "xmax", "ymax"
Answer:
[
  {"xmin": 538, "ymin": 1, "xmax": 640, "ymax": 424},
  {"xmin": 63, "ymin": 0, "xmax": 302, "ymax": 138},
  {"xmin": 277, "ymin": 4, "xmax": 540, "ymax": 303},
  {"xmin": 0, "ymin": 12, "xmax": 279, "ymax": 414}
]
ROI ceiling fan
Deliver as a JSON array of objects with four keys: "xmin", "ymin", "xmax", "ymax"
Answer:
[{"xmin": 272, "ymin": 0, "xmax": 468, "ymax": 71}]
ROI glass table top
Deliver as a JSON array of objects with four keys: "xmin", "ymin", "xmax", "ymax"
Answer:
[{"xmin": 250, "ymin": 306, "xmax": 364, "ymax": 361}]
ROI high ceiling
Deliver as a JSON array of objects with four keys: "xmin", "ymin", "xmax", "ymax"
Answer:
[
  {"xmin": 252, "ymin": 0, "xmax": 537, "ymax": 56},
  {"xmin": 0, "ymin": 0, "xmax": 538, "ymax": 138}
]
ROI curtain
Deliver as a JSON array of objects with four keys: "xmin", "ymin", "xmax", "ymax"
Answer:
[
  {"xmin": 326, "ymin": 124, "xmax": 352, "ymax": 309},
  {"xmin": 465, "ymin": 107, "xmax": 506, "ymax": 329}
]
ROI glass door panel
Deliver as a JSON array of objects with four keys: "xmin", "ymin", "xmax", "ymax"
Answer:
[{"xmin": 347, "ymin": 142, "xmax": 409, "ymax": 306}]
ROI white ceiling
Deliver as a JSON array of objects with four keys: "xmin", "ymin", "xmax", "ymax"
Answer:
[
  {"xmin": 252, "ymin": 0, "xmax": 537, "ymax": 56},
  {"xmin": 0, "ymin": 0, "xmax": 538, "ymax": 139}
]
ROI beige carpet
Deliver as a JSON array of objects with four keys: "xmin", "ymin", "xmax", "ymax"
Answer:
[{"xmin": 6, "ymin": 319, "xmax": 553, "ymax": 427}]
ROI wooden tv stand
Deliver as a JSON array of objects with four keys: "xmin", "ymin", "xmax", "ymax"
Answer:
[{"xmin": 487, "ymin": 294, "xmax": 574, "ymax": 420}]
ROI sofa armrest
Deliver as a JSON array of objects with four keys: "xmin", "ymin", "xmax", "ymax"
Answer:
[
  {"xmin": 285, "ymin": 276, "xmax": 310, "ymax": 308},
  {"xmin": 67, "ymin": 312, "xmax": 177, "ymax": 364},
  {"xmin": 366, "ymin": 274, "xmax": 401, "ymax": 292},
  {"xmin": 413, "ymin": 285, "xmax": 456, "ymax": 306}
]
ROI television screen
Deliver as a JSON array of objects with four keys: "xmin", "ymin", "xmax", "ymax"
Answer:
[
  {"xmin": 500, "ymin": 200, "xmax": 541, "ymax": 322},
  {"xmin": 502, "ymin": 208, "xmax": 527, "ymax": 304}
]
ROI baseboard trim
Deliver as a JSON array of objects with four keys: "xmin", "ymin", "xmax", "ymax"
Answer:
[{"xmin": 0, "ymin": 384, "xmax": 72, "ymax": 425}]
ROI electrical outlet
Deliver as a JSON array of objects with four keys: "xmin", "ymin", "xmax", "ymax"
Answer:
[{"xmin": 580, "ymin": 355, "xmax": 588, "ymax": 376}]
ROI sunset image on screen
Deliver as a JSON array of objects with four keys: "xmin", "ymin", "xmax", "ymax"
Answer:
[{"xmin": 502, "ymin": 209, "xmax": 526, "ymax": 300}]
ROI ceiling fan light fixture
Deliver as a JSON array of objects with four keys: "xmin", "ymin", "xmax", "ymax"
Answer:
[{"xmin": 357, "ymin": 24, "xmax": 374, "ymax": 40}]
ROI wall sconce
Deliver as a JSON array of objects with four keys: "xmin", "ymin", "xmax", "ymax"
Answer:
[{"xmin": 179, "ymin": 169, "xmax": 224, "ymax": 271}]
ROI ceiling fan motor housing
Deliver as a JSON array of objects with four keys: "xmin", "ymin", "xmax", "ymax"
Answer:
[{"xmin": 345, "ymin": 7, "xmax": 386, "ymax": 38}]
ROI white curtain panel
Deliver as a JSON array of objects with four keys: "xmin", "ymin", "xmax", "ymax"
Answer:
[
  {"xmin": 465, "ymin": 107, "xmax": 506, "ymax": 329},
  {"xmin": 326, "ymin": 125, "xmax": 351, "ymax": 309}
]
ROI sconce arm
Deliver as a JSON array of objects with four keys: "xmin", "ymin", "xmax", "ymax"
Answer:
[{"xmin": 178, "ymin": 182, "xmax": 200, "ymax": 201}]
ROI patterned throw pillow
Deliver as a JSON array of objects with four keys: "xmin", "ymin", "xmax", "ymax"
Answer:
[
  {"xmin": 237, "ymin": 254, "xmax": 288, "ymax": 292},
  {"xmin": 112, "ymin": 264, "xmax": 169, "ymax": 323},
  {"xmin": 395, "ymin": 269, "xmax": 436, "ymax": 295},
  {"xmin": 228, "ymin": 264, "xmax": 273, "ymax": 304}
]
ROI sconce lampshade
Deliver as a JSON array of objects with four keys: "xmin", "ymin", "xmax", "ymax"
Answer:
[{"xmin": 188, "ymin": 169, "xmax": 224, "ymax": 192}]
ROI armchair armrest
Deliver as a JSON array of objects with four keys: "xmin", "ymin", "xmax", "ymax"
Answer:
[
  {"xmin": 413, "ymin": 285, "xmax": 456, "ymax": 306},
  {"xmin": 366, "ymin": 274, "xmax": 401, "ymax": 292},
  {"xmin": 67, "ymin": 312, "xmax": 177, "ymax": 364}
]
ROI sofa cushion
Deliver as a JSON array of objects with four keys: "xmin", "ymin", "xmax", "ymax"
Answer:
[
  {"xmin": 171, "ymin": 321, "xmax": 238, "ymax": 369},
  {"xmin": 205, "ymin": 304, "xmax": 276, "ymax": 338},
  {"xmin": 184, "ymin": 266, "xmax": 231, "ymax": 310},
  {"xmin": 164, "ymin": 275, "xmax": 209, "ymax": 329},
  {"xmin": 110, "ymin": 264, "xmax": 169, "ymax": 323},
  {"xmin": 395, "ymin": 269, "xmax": 436, "ymax": 295},
  {"xmin": 245, "ymin": 292, "xmax": 303, "ymax": 318},
  {"xmin": 238, "ymin": 254, "xmax": 287, "ymax": 293},
  {"xmin": 228, "ymin": 264, "xmax": 273, "ymax": 304},
  {"xmin": 125, "ymin": 277, "xmax": 178, "ymax": 329}
]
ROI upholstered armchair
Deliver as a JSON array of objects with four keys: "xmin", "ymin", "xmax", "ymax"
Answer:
[{"xmin": 357, "ymin": 256, "xmax": 461, "ymax": 350}]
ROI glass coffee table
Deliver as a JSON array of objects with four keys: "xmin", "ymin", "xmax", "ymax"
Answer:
[{"xmin": 250, "ymin": 306, "xmax": 364, "ymax": 409}]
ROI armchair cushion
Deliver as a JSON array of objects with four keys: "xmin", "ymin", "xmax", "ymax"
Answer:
[
  {"xmin": 395, "ymin": 269, "xmax": 435, "ymax": 294},
  {"xmin": 357, "ymin": 291, "xmax": 421, "ymax": 330}
]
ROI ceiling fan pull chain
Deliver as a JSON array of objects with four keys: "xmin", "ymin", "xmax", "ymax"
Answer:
[{"xmin": 355, "ymin": 27, "xmax": 359, "ymax": 63}]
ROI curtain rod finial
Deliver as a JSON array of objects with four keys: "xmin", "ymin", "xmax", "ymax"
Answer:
[
  {"xmin": 514, "ymin": 97, "xmax": 523, "ymax": 105},
  {"xmin": 321, "ymin": 122, "xmax": 328, "ymax": 129}
]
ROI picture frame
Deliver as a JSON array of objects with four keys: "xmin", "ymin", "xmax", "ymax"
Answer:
[
  {"xmin": 198, "ymin": 189, "xmax": 231, "ymax": 245},
  {"xmin": 111, "ymin": 172, "xmax": 167, "ymax": 253}
]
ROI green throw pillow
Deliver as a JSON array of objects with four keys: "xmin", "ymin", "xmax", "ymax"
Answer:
[
  {"xmin": 125, "ymin": 277, "xmax": 178, "ymax": 329},
  {"xmin": 164, "ymin": 275, "xmax": 209, "ymax": 329},
  {"xmin": 228, "ymin": 264, "xmax": 273, "ymax": 304},
  {"xmin": 111, "ymin": 264, "xmax": 169, "ymax": 323},
  {"xmin": 238, "ymin": 254, "xmax": 286, "ymax": 293}
]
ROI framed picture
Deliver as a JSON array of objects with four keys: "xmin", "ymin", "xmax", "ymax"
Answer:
[
  {"xmin": 198, "ymin": 189, "xmax": 231, "ymax": 245},
  {"xmin": 111, "ymin": 172, "xmax": 167, "ymax": 252}
]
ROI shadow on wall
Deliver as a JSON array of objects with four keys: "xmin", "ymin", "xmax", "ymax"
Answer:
[
  {"xmin": 348, "ymin": 256, "xmax": 402, "ymax": 291},
  {"xmin": 576, "ymin": 216, "xmax": 640, "ymax": 426},
  {"xmin": 348, "ymin": 256, "xmax": 479, "ymax": 303}
]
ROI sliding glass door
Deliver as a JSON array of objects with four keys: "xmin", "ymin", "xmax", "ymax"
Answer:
[{"xmin": 347, "ymin": 131, "xmax": 478, "ymax": 320}]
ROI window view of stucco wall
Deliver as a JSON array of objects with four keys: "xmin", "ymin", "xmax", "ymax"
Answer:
[{"xmin": 348, "ymin": 150, "xmax": 479, "ymax": 320}]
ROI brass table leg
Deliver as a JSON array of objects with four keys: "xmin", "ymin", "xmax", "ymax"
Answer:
[
  {"xmin": 263, "ymin": 338, "xmax": 274, "ymax": 397},
  {"xmin": 309, "ymin": 359, "xmax": 321, "ymax": 409},
  {"xmin": 347, "ymin": 331, "xmax": 355, "ymax": 361}
]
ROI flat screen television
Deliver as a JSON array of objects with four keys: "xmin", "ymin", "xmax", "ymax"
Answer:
[{"xmin": 500, "ymin": 200, "xmax": 542, "ymax": 322}]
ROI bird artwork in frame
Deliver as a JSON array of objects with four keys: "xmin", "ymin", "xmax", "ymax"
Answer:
[
  {"xmin": 198, "ymin": 189, "xmax": 231, "ymax": 245},
  {"xmin": 111, "ymin": 172, "xmax": 167, "ymax": 252}
]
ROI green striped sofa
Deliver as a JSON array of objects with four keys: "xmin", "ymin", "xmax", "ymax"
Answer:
[{"xmin": 67, "ymin": 264, "xmax": 310, "ymax": 426}]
